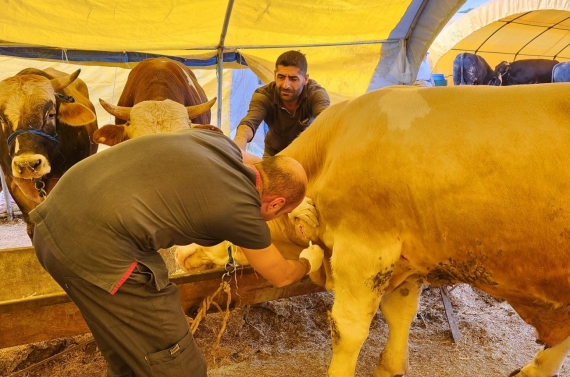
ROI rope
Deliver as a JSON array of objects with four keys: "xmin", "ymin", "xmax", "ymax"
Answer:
[{"xmin": 189, "ymin": 279, "xmax": 233, "ymax": 350}]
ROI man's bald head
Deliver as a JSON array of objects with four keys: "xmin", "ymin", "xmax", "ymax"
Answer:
[{"xmin": 254, "ymin": 156, "xmax": 307, "ymax": 217}]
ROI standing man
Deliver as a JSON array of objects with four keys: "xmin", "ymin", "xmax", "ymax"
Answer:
[
  {"xmin": 234, "ymin": 50, "xmax": 330, "ymax": 157},
  {"xmin": 30, "ymin": 128, "xmax": 323, "ymax": 377}
]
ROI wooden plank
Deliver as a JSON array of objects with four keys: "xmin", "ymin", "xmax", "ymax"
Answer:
[
  {"xmin": 440, "ymin": 285, "xmax": 461, "ymax": 343},
  {"xmin": 0, "ymin": 247, "xmax": 62, "ymax": 302},
  {"xmin": 0, "ymin": 247, "xmax": 324, "ymax": 349}
]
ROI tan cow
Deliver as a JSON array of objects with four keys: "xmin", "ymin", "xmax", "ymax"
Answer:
[
  {"xmin": 178, "ymin": 83, "xmax": 570, "ymax": 377},
  {"xmin": 0, "ymin": 68, "xmax": 98, "ymax": 239}
]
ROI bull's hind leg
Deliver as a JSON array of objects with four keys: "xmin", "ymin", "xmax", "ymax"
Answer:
[
  {"xmin": 508, "ymin": 301, "xmax": 570, "ymax": 377},
  {"xmin": 327, "ymin": 236, "xmax": 402, "ymax": 377},
  {"xmin": 374, "ymin": 278, "xmax": 422, "ymax": 377},
  {"xmin": 509, "ymin": 335, "xmax": 570, "ymax": 377}
]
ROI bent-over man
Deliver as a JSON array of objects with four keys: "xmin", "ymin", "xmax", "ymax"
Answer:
[{"xmin": 31, "ymin": 128, "xmax": 323, "ymax": 377}]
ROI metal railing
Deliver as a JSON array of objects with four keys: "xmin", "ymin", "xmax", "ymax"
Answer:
[{"xmin": 0, "ymin": 167, "xmax": 15, "ymax": 220}]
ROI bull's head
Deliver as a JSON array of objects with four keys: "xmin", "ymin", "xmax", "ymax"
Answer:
[
  {"xmin": 489, "ymin": 61, "xmax": 510, "ymax": 86},
  {"xmin": 93, "ymin": 97, "xmax": 217, "ymax": 146},
  {"xmin": 174, "ymin": 204, "xmax": 332, "ymax": 289},
  {"xmin": 0, "ymin": 69, "xmax": 96, "ymax": 201}
]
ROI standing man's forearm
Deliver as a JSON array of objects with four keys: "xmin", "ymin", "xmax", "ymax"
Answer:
[{"xmin": 234, "ymin": 125, "xmax": 254, "ymax": 150}]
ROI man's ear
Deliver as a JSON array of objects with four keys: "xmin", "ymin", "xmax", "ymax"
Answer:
[{"xmin": 268, "ymin": 197, "xmax": 286, "ymax": 211}]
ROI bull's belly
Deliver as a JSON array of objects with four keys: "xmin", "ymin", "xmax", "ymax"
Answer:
[{"xmin": 400, "ymin": 232, "xmax": 570, "ymax": 306}]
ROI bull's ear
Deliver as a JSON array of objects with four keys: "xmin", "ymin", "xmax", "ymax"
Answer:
[
  {"xmin": 58, "ymin": 102, "xmax": 96, "ymax": 126},
  {"xmin": 92, "ymin": 124, "xmax": 129, "ymax": 146},
  {"xmin": 99, "ymin": 98, "xmax": 131, "ymax": 121},
  {"xmin": 50, "ymin": 69, "xmax": 80, "ymax": 91},
  {"xmin": 187, "ymin": 97, "xmax": 216, "ymax": 119}
]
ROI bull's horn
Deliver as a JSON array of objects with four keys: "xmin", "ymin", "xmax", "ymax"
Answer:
[
  {"xmin": 99, "ymin": 98, "xmax": 132, "ymax": 121},
  {"xmin": 187, "ymin": 97, "xmax": 217, "ymax": 120},
  {"xmin": 50, "ymin": 69, "xmax": 80, "ymax": 91}
]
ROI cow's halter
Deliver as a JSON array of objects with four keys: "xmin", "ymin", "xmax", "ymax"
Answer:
[
  {"xmin": 33, "ymin": 177, "xmax": 47, "ymax": 198},
  {"xmin": 6, "ymin": 128, "xmax": 59, "ymax": 148}
]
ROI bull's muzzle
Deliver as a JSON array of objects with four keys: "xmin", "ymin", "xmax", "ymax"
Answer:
[{"xmin": 12, "ymin": 154, "xmax": 51, "ymax": 178}]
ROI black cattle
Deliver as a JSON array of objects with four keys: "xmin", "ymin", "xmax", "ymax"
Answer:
[
  {"xmin": 0, "ymin": 68, "xmax": 98, "ymax": 239},
  {"xmin": 552, "ymin": 61, "xmax": 570, "ymax": 83},
  {"xmin": 490, "ymin": 59, "xmax": 559, "ymax": 86},
  {"xmin": 452, "ymin": 53, "xmax": 494, "ymax": 85}
]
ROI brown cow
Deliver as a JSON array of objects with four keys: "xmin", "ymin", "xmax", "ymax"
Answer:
[
  {"xmin": 177, "ymin": 83, "xmax": 570, "ymax": 377},
  {"xmin": 94, "ymin": 57, "xmax": 215, "ymax": 146},
  {"xmin": 0, "ymin": 68, "xmax": 98, "ymax": 239}
]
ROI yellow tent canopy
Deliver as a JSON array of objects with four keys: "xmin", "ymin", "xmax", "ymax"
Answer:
[
  {"xmin": 0, "ymin": 0, "xmax": 466, "ymax": 106},
  {"xmin": 429, "ymin": 0, "xmax": 570, "ymax": 85}
]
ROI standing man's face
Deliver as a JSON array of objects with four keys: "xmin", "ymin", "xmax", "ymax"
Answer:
[{"xmin": 274, "ymin": 65, "xmax": 308, "ymax": 103}]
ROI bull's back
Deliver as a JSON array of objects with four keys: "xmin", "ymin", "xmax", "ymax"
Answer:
[
  {"xmin": 118, "ymin": 58, "xmax": 211, "ymax": 125},
  {"xmin": 283, "ymin": 84, "xmax": 570, "ymax": 303}
]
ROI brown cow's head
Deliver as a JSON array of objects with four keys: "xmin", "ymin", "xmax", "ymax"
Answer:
[
  {"xmin": 489, "ymin": 61, "xmax": 510, "ymax": 86},
  {"xmin": 0, "ymin": 70, "xmax": 96, "ymax": 201},
  {"xmin": 94, "ymin": 97, "xmax": 217, "ymax": 146}
]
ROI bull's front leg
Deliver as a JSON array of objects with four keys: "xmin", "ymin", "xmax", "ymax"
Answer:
[
  {"xmin": 374, "ymin": 278, "xmax": 422, "ymax": 377},
  {"xmin": 327, "ymin": 236, "xmax": 402, "ymax": 377}
]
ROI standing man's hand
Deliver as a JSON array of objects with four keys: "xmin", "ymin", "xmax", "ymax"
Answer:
[
  {"xmin": 241, "ymin": 149, "xmax": 262, "ymax": 164},
  {"xmin": 234, "ymin": 124, "xmax": 254, "ymax": 150},
  {"xmin": 288, "ymin": 196, "xmax": 319, "ymax": 227}
]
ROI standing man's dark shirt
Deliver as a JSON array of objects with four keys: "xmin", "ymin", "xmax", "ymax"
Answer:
[{"xmin": 239, "ymin": 79, "xmax": 330, "ymax": 156}]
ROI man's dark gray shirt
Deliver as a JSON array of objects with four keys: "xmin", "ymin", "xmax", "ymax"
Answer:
[{"xmin": 30, "ymin": 129, "xmax": 271, "ymax": 294}]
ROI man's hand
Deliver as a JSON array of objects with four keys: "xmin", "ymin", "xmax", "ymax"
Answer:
[
  {"xmin": 288, "ymin": 196, "xmax": 319, "ymax": 227},
  {"xmin": 241, "ymin": 149, "xmax": 262, "ymax": 164},
  {"xmin": 299, "ymin": 243, "xmax": 324, "ymax": 274}
]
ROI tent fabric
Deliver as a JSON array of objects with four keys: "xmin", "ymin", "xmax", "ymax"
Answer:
[
  {"xmin": 0, "ymin": 56, "xmax": 233, "ymax": 135},
  {"xmin": 429, "ymin": 0, "xmax": 570, "ymax": 84},
  {"xmin": 0, "ymin": 0, "xmax": 467, "ymax": 101}
]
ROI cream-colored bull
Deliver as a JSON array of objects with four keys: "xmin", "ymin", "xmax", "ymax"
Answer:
[
  {"xmin": 176, "ymin": 197, "xmax": 320, "ymax": 273},
  {"xmin": 244, "ymin": 83, "xmax": 570, "ymax": 377},
  {"xmin": 95, "ymin": 98, "xmax": 217, "ymax": 144}
]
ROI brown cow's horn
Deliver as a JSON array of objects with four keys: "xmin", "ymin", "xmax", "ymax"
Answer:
[
  {"xmin": 50, "ymin": 69, "xmax": 80, "ymax": 91},
  {"xmin": 187, "ymin": 97, "xmax": 217, "ymax": 119},
  {"xmin": 99, "ymin": 98, "xmax": 132, "ymax": 121}
]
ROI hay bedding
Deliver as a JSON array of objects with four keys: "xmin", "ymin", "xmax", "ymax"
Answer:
[{"xmin": 0, "ymin": 218, "xmax": 568, "ymax": 377}]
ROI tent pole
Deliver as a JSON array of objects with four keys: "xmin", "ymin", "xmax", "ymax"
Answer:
[
  {"xmin": 216, "ymin": 50, "xmax": 223, "ymax": 130},
  {"xmin": 216, "ymin": 0, "xmax": 236, "ymax": 130}
]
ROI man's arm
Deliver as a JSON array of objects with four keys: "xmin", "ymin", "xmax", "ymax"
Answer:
[
  {"xmin": 234, "ymin": 91, "xmax": 270, "ymax": 149},
  {"xmin": 234, "ymin": 124, "xmax": 254, "ymax": 150},
  {"xmin": 240, "ymin": 243, "xmax": 324, "ymax": 287},
  {"xmin": 309, "ymin": 84, "xmax": 331, "ymax": 118}
]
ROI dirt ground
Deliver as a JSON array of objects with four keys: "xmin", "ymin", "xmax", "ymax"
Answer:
[{"xmin": 0, "ymin": 216, "xmax": 568, "ymax": 377}]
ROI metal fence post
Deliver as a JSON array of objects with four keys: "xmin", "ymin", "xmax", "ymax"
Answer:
[{"xmin": 0, "ymin": 167, "xmax": 14, "ymax": 220}]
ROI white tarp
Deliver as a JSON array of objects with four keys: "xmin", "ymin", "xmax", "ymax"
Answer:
[{"xmin": 429, "ymin": 0, "xmax": 570, "ymax": 84}]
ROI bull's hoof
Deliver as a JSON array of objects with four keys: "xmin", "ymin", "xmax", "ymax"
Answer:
[{"xmin": 508, "ymin": 369, "xmax": 554, "ymax": 377}]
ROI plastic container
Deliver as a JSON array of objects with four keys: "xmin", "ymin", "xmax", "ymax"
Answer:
[{"xmin": 432, "ymin": 73, "xmax": 448, "ymax": 87}]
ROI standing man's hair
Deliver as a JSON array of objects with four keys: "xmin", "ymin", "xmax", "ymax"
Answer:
[
  {"xmin": 255, "ymin": 156, "xmax": 306, "ymax": 205},
  {"xmin": 275, "ymin": 50, "xmax": 308, "ymax": 75}
]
